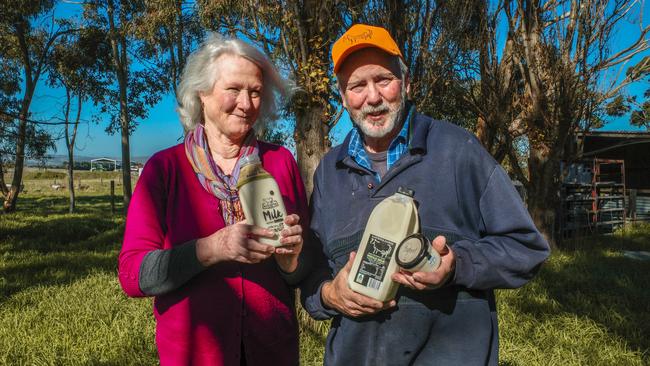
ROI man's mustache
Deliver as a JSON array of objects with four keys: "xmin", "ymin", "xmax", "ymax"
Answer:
[{"xmin": 361, "ymin": 104, "xmax": 390, "ymax": 118}]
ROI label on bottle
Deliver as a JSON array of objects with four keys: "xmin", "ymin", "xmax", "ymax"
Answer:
[
  {"xmin": 261, "ymin": 193, "xmax": 285, "ymax": 233},
  {"xmin": 354, "ymin": 234, "xmax": 396, "ymax": 290}
]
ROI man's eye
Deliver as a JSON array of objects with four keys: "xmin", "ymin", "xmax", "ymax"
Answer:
[
  {"xmin": 250, "ymin": 90, "xmax": 261, "ymax": 98},
  {"xmin": 349, "ymin": 84, "xmax": 364, "ymax": 92},
  {"xmin": 377, "ymin": 78, "xmax": 392, "ymax": 86},
  {"xmin": 227, "ymin": 88, "xmax": 240, "ymax": 94}
]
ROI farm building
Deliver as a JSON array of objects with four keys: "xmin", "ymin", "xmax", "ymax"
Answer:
[
  {"xmin": 90, "ymin": 158, "xmax": 118, "ymax": 172},
  {"xmin": 560, "ymin": 131, "xmax": 650, "ymax": 238}
]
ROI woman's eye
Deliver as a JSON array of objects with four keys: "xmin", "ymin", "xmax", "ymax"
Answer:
[
  {"xmin": 227, "ymin": 88, "xmax": 239, "ymax": 94},
  {"xmin": 250, "ymin": 90, "xmax": 261, "ymax": 98}
]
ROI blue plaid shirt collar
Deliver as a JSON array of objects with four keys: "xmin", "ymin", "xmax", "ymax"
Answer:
[{"xmin": 347, "ymin": 104, "xmax": 414, "ymax": 181}]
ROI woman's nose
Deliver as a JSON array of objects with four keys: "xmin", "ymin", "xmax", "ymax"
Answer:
[{"xmin": 237, "ymin": 91, "xmax": 253, "ymax": 110}]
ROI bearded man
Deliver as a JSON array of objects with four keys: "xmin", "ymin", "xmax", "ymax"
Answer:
[{"xmin": 300, "ymin": 24, "xmax": 550, "ymax": 366}]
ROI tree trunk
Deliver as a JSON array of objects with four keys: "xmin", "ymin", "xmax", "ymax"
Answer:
[
  {"xmin": 4, "ymin": 94, "xmax": 32, "ymax": 212},
  {"xmin": 108, "ymin": 0, "xmax": 132, "ymax": 212},
  {"xmin": 0, "ymin": 154, "xmax": 8, "ymax": 197},
  {"xmin": 526, "ymin": 145, "xmax": 560, "ymax": 247},
  {"xmin": 295, "ymin": 105, "xmax": 328, "ymax": 197},
  {"xmin": 119, "ymin": 79, "xmax": 132, "ymax": 211},
  {"xmin": 67, "ymin": 150, "xmax": 75, "ymax": 213}
]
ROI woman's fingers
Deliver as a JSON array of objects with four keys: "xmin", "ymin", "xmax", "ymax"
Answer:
[{"xmin": 283, "ymin": 214, "xmax": 300, "ymax": 226}]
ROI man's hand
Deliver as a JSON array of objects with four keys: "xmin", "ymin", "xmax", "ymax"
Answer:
[
  {"xmin": 392, "ymin": 235, "xmax": 455, "ymax": 290},
  {"xmin": 321, "ymin": 251, "xmax": 396, "ymax": 317},
  {"xmin": 274, "ymin": 214, "xmax": 303, "ymax": 273}
]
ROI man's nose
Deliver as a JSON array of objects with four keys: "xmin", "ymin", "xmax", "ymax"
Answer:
[{"xmin": 366, "ymin": 83, "xmax": 382, "ymax": 106}]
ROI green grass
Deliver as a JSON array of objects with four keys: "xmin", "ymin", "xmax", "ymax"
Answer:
[
  {"xmin": 497, "ymin": 229, "xmax": 650, "ymax": 365},
  {"xmin": 1, "ymin": 189, "xmax": 649, "ymax": 365}
]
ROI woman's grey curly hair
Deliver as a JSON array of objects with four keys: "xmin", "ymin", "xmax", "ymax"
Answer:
[{"xmin": 177, "ymin": 33, "xmax": 292, "ymax": 132}]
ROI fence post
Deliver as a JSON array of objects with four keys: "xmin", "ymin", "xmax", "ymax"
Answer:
[
  {"xmin": 110, "ymin": 180, "xmax": 115, "ymax": 215},
  {"xmin": 629, "ymin": 189, "xmax": 637, "ymax": 222}
]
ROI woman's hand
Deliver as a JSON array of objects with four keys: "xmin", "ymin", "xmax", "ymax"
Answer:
[
  {"xmin": 274, "ymin": 214, "xmax": 303, "ymax": 273},
  {"xmin": 195, "ymin": 222, "xmax": 276, "ymax": 267}
]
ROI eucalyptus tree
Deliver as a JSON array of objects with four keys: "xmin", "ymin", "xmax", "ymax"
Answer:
[
  {"xmin": 459, "ymin": 0, "xmax": 650, "ymax": 244},
  {"xmin": 82, "ymin": 0, "xmax": 166, "ymax": 210},
  {"xmin": 133, "ymin": 0, "xmax": 203, "ymax": 96},
  {"xmin": 47, "ymin": 26, "xmax": 111, "ymax": 213},
  {"xmin": 0, "ymin": 0, "xmax": 73, "ymax": 211}
]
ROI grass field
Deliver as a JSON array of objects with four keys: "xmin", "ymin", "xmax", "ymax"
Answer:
[{"xmin": 1, "ymin": 174, "xmax": 649, "ymax": 365}]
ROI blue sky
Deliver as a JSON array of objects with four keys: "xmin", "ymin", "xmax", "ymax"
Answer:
[{"xmin": 28, "ymin": 2, "xmax": 649, "ymax": 159}]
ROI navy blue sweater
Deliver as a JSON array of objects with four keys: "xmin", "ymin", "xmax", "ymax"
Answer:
[{"xmin": 300, "ymin": 112, "xmax": 550, "ymax": 365}]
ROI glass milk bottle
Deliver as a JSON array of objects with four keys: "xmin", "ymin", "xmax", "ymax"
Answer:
[
  {"xmin": 348, "ymin": 187, "xmax": 419, "ymax": 301},
  {"xmin": 236, "ymin": 155, "xmax": 287, "ymax": 247},
  {"xmin": 395, "ymin": 233, "xmax": 441, "ymax": 273}
]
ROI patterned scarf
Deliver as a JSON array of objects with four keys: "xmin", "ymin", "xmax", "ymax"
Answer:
[{"xmin": 184, "ymin": 124, "xmax": 259, "ymax": 225}]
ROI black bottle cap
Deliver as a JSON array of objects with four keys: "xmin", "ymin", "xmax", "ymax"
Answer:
[
  {"xmin": 397, "ymin": 186, "xmax": 415, "ymax": 197},
  {"xmin": 396, "ymin": 233, "xmax": 431, "ymax": 269}
]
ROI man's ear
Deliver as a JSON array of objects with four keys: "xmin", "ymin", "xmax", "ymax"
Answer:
[
  {"xmin": 341, "ymin": 95, "xmax": 348, "ymax": 109},
  {"xmin": 338, "ymin": 84, "xmax": 348, "ymax": 109}
]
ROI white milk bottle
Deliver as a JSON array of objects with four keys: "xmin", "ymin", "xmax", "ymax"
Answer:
[
  {"xmin": 236, "ymin": 155, "xmax": 287, "ymax": 247},
  {"xmin": 348, "ymin": 187, "xmax": 420, "ymax": 301}
]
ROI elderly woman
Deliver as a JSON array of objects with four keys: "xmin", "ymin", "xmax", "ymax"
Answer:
[{"xmin": 118, "ymin": 34, "xmax": 309, "ymax": 365}]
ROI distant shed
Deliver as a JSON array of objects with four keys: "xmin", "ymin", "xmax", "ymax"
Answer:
[
  {"xmin": 577, "ymin": 131, "xmax": 650, "ymax": 191},
  {"xmin": 90, "ymin": 158, "xmax": 118, "ymax": 172},
  {"xmin": 561, "ymin": 131, "xmax": 650, "ymax": 238}
]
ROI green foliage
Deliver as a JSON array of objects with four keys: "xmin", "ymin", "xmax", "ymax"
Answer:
[
  {"xmin": 605, "ymin": 95, "xmax": 632, "ymax": 117},
  {"xmin": 630, "ymin": 100, "xmax": 650, "ymax": 128}
]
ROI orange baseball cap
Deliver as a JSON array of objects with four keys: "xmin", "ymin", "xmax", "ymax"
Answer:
[{"xmin": 332, "ymin": 24, "xmax": 404, "ymax": 73}]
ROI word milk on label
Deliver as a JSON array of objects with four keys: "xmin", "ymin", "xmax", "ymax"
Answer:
[
  {"xmin": 236, "ymin": 155, "xmax": 287, "ymax": 247},
  {"xmin": 348, "ymin": 187, "xmax": 419, "ymax": 301}
]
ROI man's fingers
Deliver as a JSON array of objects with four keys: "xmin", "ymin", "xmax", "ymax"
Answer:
[
  {"xmin": 342, "ymin": 251, "xmax": 356, "ymax": 274},
  {"xmin": 412, "ymin": 271, "xmax": 445, "ymax": 289},
  {"xmin": 431, "ymin": 235, "xmax": 447, "ymax": 253},
  {"xmin": 392, "ymin": 271, "xmax": 418, "ymax": 289}
]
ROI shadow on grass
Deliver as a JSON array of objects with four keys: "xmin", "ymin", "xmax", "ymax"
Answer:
[
  {"xmin": 0, "ymin": 252, "xmax": 117, "ymax": 299},
  {"xmin": 10, "ymin": 195, "xmax": 125, "ymax": 216},
  {"xmin": 0, "ymin": 194, "xmax": 126, "ymax": 302},
  {"xmin": 511, "ymin": 230, "xmax": 650, "ymax": 360}
]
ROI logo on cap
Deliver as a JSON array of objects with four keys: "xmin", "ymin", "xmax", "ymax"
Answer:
[{"xmin": 345, "ymin": 29, "xmax": 373, "ymax": 45}]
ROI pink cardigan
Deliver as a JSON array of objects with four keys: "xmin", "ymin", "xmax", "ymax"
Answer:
[{"xmin": 118, "ymin": 142, "xmax": 308, "ymax": 365}]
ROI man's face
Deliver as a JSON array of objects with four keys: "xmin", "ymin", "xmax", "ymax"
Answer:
[{"xmin": 338, "ymin": 48, "xmax": 409, "ymax": 140}]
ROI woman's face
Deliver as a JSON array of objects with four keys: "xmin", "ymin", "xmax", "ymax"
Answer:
[{"xmin": 200, "ymin": 54, "xmax": 263, "ymax": 142}]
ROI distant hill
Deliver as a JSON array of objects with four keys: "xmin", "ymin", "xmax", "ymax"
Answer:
[{"xmin": 26, "ymin": 155, "xmax": 151, "ymax": 167}]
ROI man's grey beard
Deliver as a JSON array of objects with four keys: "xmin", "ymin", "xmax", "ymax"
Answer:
[{"xmin": 350, "ymin": 84, "xmax": 407, "ymax": 139}]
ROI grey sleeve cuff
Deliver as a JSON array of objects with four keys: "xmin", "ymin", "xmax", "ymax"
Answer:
[
  {"xmin": 276, "ymin": 244, "xmax": 314, "ymax": 287},
  {"xmin": 138, "ymin": 240, "xmax": 206, "ymax": 296}
]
